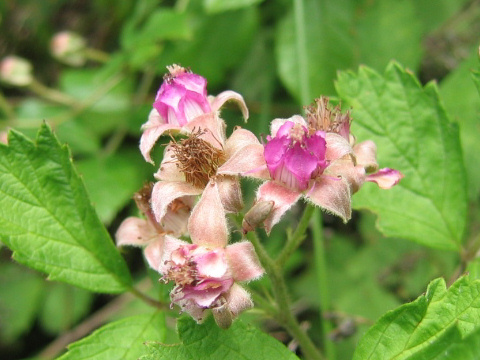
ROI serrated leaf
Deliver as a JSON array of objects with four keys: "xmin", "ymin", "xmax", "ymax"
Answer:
[
  {"xmin": 203, "ymin": 0, "xmax": 264, "ymax": 13},
  {"xmin": 0, "ymin": 125, "xmax": 132, "ymax": 293},
  {"xmin": 439, "ymin": 49, "xmax": 480, "ymax": 198},
  {"xmin": 57, "ymin": 312, "xmax": 166, "ymax": 360},
  {"xmin": 336, "ymin": 63, "xmax": 467, "ymax": 251},
  {"xmin": 353, "ymin": 276, "xmax": 480, "ymax": 360},
  {"xmin": 141, "ymin": 316, "xmax": 299, "ymax": 360}
]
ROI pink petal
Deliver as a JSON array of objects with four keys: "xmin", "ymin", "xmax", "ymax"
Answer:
[
  {"xmin": 195, "ymin": 249, "xmax": 228, "ymax": 278},
  {"xmin": 182, "ymin": 112, "xmax": 226, "ymax": 149},
  {"xmin": 325, "ymin": 133, "xmax": 353, "ymax": 162},
  {"xmin": 353, "ymin": 140, "xmax": 379, "ymax": 173},
  {"xmin": 366, "ymin": 168, "xmax": 404, "ymax": 189},
  {"xmin": 226, "ymin": 241, "xmax": 264, "ymax": 282},
  {"xmin": 144, "ymin": 240, "xmax": 165, "ymax": 271},
  {"xmin": 306, "ymin": 176, "xmax": 352, "ymax": 223},
  {"xmin": 188, "ymin": 180, "xmax": 229, "ymax": 248},
  {"xmin": 115, "ymin": 217, "xmax": 158, "ymax": 247},
  {"xmin": 224, "ymin": 127, "xmax": 260, "ymax": 159},
  {"xmin": 270, "ymin": 115, "xmax": 306, "ymax": 137},
  {"xmin": 256, "ymin": 181, "xmax": 302, "ymax": 234},
  {"xmin": 161, "ymin": 197, "xmax": 191, "ymax": 236},
  {"xmin": 217, "ymin": 143, "xmax": 270, "ymax": 180},
  {"xmin": 224, "ymin": 283, "xmax": 253, "ymax": 318},
  {"xmin": 151, "ymin": 181, "xmax": 202, "ymax": 224},
  {"xmin": 140, "ymin": 109, "xmax": 181, "ymax": 164},
  {"xmin": 158, "ymin": 235, "xmax": 189, "ymax": 274},
  {"xmin": 216, "ymin": 176, "xmax": 243, "ymax": 213},
  {"xmin": 210, "ymin": 90, "xmax": 249, "ymax": 121},
  {"xmin": 154, "ymin": 145, "xmax": 186, "ymax": 182}
]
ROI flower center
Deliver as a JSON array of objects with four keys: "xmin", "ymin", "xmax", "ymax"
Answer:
[
  {"xmin": 163, "ymin": 64, "xmax": 189, "ymax": 83},
  {"xmin": 305, "ymin": 97, "xmax": 351, "ymax": 136},
  {"xmin": 289, "ymin": 123, "xmax": 307, "ymax": 144},
  {"xmin": 162, "ymin": 258, "xmax": 198, "ymax": 286},
  {"xmin": 170, "ymin": 129, "xmax": 225, "ymax": 188}
]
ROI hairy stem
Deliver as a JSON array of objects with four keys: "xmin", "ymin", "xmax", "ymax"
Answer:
[
  {"xmin": 129, "ymin": 286, "xmax": 167, "ymax": 310},
  {"xmin": 312, "ymin": 208, "xmax": 336, "ymax": 360},
  {"xmin": 247, "ymin": 230, "xmax": 325, "ymax": 360},
  {"xmin": 276, "ymin": 204, "xmax": 315, "ymax": 267}
]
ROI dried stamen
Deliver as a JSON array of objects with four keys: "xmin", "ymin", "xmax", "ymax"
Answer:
[
  {"xmin": 305, "ymin": 96, "xmax": 351, "ymax": 135},
  {"xmin": 169, "ymin": 129, "xmax": 225, "ymax": 188},
  {"xmin": 162, "ymin": 259, "xmax": 198, "ymax": 286}
]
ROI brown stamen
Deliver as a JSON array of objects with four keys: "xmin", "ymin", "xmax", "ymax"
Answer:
[
  {"xmin": 162, "ymin": 259, "xmax": 198, "ymax": 286},
  {"xmin": 304, "ymin": 96, "xmax": 351, "ymax": 134},
  {"xmin": 169, "ymin": 129, "xmax": 225, "ymax": 188}
]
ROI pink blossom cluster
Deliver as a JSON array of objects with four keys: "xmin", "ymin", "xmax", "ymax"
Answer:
[{"xmin": 116, "ymin": 65, "xmax": 403, "ymax": 327}]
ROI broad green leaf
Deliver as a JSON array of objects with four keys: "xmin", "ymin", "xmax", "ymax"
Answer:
[
  {"xmin": 473, "ymin": 69, "xmax": 480, "ymax": 95},
  {"xmin": 0, "ymin": 262, "xmax": 44, "ymax": 343},
  {"xmin": 57, "ymin": 312, "xmax": 166, "ymax": 360},
  {"xmin": 275, "ymin": 0, "xmax": 355, "ymax": 100},
  {"xmin": 439, "ymin": 49, "xmax": 480, "ymax": 198},
  {"xmin": 203, "ymin": 0, "xmax": 264, "ymax": 13},
  {"xmin": 336, "ymin": 63, "xmax": 467, "ymax": 251},
  {"xmin": 0, "ymin": 125, "xmax": 132, "ymax": 293},
  {"xmin": 76, "ymin": 148, "xmax": 151, "ymax": 224},
  {"xmin": 39, "ymin": 282, "xmax": 93, "ymax": 335},
  {"xmin": 353, "ymin": 276, "xmax": 480, "ymax": 360},
  {"xmin": 141, "ymin": 316, "xmax": 300, "ymax": 360}
]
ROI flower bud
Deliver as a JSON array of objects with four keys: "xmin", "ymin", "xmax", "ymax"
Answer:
[
  {"xmin": 0, "ymin": 56, "xmax": 33, "ymax": 87},
  {"xmin": 242, "ymin": 200, "xmax": 275, "ymax": 234},
  {"xmin": 50, "ymin": 31, "xmax": 87, "ymax": 66}
]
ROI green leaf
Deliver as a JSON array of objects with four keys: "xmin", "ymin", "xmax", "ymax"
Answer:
[
  {"xmin": 0, "ymin": 262, "xmax": 44, "ymax": 343},
  {"xmin": 141, "ymin": 316, "xmax": 300, "ymax": 360},
  {"xmin": 76, "ymin": 148, "xmax": 151, "ymax": 224},
  {"xmin": 203, "ymin": 0, "xmax": 264, "ymax": 13},
  {"xmin": 353, "ymin": 276, "xmax": 480, "ymax": 360},
  {"xmin": 57, "ymin": 312, "xmax": 166, "ymax": 360},
  {"xmin": 336, "ymin": 63, "xmax": 467, "ymax": 251},
  {"xmin": 439, "ymin": 49, "xmax": 480, "ymax": 198},
  {"xmin": 0, "ymin": 125, "xmax": 132, "ymax": 293},
  {"xmin": 275, "ymin": 0, "xmax": 355, "ymax": 100}
]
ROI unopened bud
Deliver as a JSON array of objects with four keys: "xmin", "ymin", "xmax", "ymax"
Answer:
[
  {"xmin": 0, "ymin": 56, "xmax": 33, "ymax": 86},
  {"xmin": 242, "ymin": 200, "xmax": 274, "ymax": 234},
  {"xmin": 0, "ymin": 130, "xmax": 8, "ymax": 145},
  {"xmin": 50, "ymin": 31, "xmax": 87, "ymax": 66}
]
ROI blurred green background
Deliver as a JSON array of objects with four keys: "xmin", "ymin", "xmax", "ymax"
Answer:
[{"xmin": 0, "ymin": 0, "xmax": 479, "ymax": 359}]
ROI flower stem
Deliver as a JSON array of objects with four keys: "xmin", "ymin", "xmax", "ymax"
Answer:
[
  {"xmin": 247, "ymin": 230, "xmax": 325, "ymax": 360},
  {"xmin": 129, "ymin": 286, "xmax": 167, "ymax": 310},
  {"xmin": 276, "ymin": 204, "xmax": 315, "ymax": 267},
  {"xmin": 28, "ymin": 79, "xmax": 78, "ymax": 107},
  {"xmin": 312, "ymin": 208, "xmax": 336, "ymax": 360},
  {"xmin": 84, "ymin": 48, "xmax": 110, "ymax": 63}
]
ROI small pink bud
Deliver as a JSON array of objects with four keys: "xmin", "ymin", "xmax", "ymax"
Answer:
[
  {"xmin": 0, "ymin": 56, "xmax": 33, "ymax": 87},
  {"xmin": 50, "ymin": 31, "xmax": 87, "ymax": 66},
  {"xmin": 0, "ymin": 130, "xmax": 8, "ymax": 145},
  {"xmin": 242, "ymin": 200, "xmax": 275, "ymax": 234},
  {"xmin": 153, "ymin": 65, "xmax": 212, "ymax": 126}
]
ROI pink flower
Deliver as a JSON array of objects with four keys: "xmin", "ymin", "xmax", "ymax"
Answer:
[
  {"xmin": 115, "ymin": 183, "xmax": 192, "ymax": 270},
  {"xmin": 156, "ymin": 182, "xmax": 264, "ymax": 328},
  {"xmin": 151, "ymin": 125, "xmax": 269, "ymax": 228},
  {"xmin": 140, "ymin": 64, "xmax": 249, "ymax": 163}
]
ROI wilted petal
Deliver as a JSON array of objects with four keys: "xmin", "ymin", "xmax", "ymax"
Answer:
[
  {"xmin": 306, "ymin": 176, "xmax": 352, "ymax": 223},
  {"xmin": 177, "ymin": 299, "xmax": 207, "ymax": 323},
  {"xmin": 183, "ymin": 112, "xmax": 226, "ymax": 149},
  {"xmin": 256, "ymin": 181, "xmax": 302, "ymax": 234},
  {"xmin": 217, "ymin": 143, "xmax": 270, "ymax": 180},
  {"xmin": 270, "ymin": 115, "xmax": 306, "ymax": 137},
  {"xmin": 151, "ymin": 181, "xmax": 202, "ymax": 224},
  {"xmin": 224, "ymin": 127, "xmax": 260, "ymax": 159},
  {"xmin": 224, "ymin": 283, "xmax": 253, "ymax": 318},
  {"xmin": 216, "ymin": 176, "xmax": 243, "ymax": 213},
  {"xmin": 154, "ymin": 145, "xmax": 185, "ymax": 182},
  {"xmin": 144, "ymin": 240, "xmax": 165, "ymax": 271},
  {"xmin": 353, "ymin": 140, "xmax": 378, "ymax": 173},
  {"xmin": 325, "ymin": 133, "xmax": 353, "ymax": 162},
  {"xmin": 210, "ymin": 90, "xmax": 249, "ymax": 121},
  {"xmin": 366, "ymin": 168, "xmax": 403, "ymax": 189},
  {"xmin": 188, "ymin": 181, "xmax": 229, "ymax": 248},
  {"xmin": 140, "ymin": 109, "xmax": 181, "ymax": 164},
  {"xmin": 158, "ymin": 235, "xmax": 189, "ymax": 274},
  {"xmin": 326, "ymin": 159, "xmax": 366, "ymax": 194},
  {"xmin": 115, "ymin": 217, "xmax": 158, "ymax": 247},
  {"xmin": 226, "ymin": 241, "xmax": 264, "ymax": 282}
]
